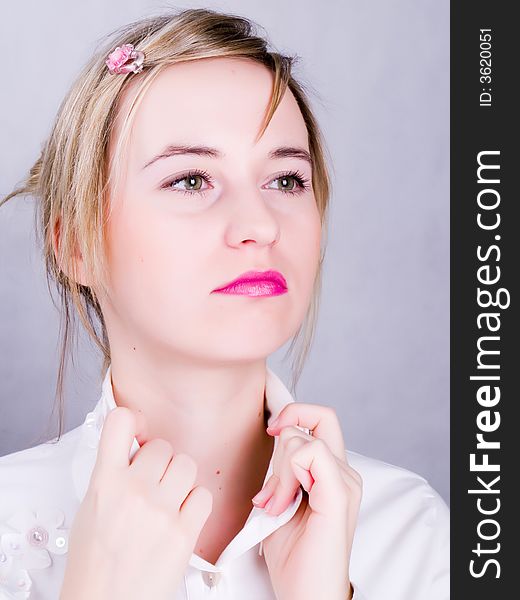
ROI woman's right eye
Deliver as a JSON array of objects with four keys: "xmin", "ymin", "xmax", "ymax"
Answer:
[{"xmin": 162, "ymin": 169, "xmax": 214, "ymax": 196}]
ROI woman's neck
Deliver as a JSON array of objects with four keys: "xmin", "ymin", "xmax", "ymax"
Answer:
[
  {"xmin": 109, "ymin": 356, "xmax": 274, "ymax": 560},
  {"xmin": 194, "ymin": 429, "xmax": 274, "ymax": 565}
]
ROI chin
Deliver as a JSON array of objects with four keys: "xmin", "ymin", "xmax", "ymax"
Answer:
[{"xmin": 199, "ymin": 332, "xmax": 293, "ymax": 362}]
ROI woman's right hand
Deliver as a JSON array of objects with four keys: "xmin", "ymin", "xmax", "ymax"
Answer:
[{"xmin": 60, "ymin": 406, "xmax": 213, "ymax": 600}]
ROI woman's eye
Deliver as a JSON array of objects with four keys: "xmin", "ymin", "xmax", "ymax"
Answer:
[
  {"xmin": 161, "ymin": 170, "xmax": 214, "ymax": 196},
  {"xmin": 171, "ymin": 174, "xmax": 206, "ymax": 192},
  {"xmin": 265, "ymin": 172, "xmax": 310, "ymax": 195},
  {"xmin": 267, "ymin": 175, "xmax": 298, "ymax": 192}
]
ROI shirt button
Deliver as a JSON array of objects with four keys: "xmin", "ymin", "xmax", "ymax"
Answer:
[{"xmin": 201, "ymin": 570, "xmax": 222, "ymax": 588}]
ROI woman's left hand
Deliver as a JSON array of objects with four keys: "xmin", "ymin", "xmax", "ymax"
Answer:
[{"xmin": 252, "ymin": 403, "xmax": 363, "ymax": 600}]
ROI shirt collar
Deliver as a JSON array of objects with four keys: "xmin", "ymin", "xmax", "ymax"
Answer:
[{"xmin": 71, "ymin": 364, "xmax": 304, "ymax": 571}]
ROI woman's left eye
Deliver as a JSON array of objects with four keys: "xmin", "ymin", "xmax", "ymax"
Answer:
[{"xmin": 266, "ymin": 171, "xmax": 311, "ymax": 195}]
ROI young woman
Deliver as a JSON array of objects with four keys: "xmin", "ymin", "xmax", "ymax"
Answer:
[{"xmin": 0, "ymin": 7, "xmax": 449, "ymax": 600}]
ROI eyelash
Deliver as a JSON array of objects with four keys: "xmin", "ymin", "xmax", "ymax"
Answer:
[{"xmin": 160, "ymin": 168, "xmax": 311, "ymax": 197}]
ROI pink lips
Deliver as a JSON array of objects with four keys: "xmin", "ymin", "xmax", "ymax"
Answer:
[{"xmin": 211, "ymin": 270, "xmax": 288, "ymax": 297}]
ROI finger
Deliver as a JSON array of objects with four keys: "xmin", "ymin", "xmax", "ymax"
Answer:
[
  {"xmin": 178, "ymin": 485, "xmax": 213, "ymax": 536},
  {"xmin": 95, "ymin": 407, "xmax": 143, "ymax": 472},
  {"xmin": 253, "ymin": 425, "xmax": 312, "ymax": 507},
  {"xmin": 257, "ymin": 426, "xmax": 311, "ymax": 513},
  {"xmin": 277, "ymin": 426, "xmax": 314, "ymax": 486},
  {"xmin": 251, "ymin": 473, "xmax": 279, "ymax": 507},
  {"xmin": 290, "ymin": 438, "xmax": 350, "ymax": 517},
  {"xmin": 266, "ymin": 404, "xmax": 346, "ymax": 461},
  {"xmin": 129, "ymin": 438, "xmax": 175, "ymax": 484},
  {"xmin": 264, "ymin": 433, "xmax": 309, "ymax": 515},
  {"xmin": 157, "ymin": 452, "xmax": 197, "ymax": 509}
]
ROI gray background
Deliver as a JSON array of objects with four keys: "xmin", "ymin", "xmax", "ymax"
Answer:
[{"xmin": 0, "ymin": 1, "xmax": 450, "ymax": 504}]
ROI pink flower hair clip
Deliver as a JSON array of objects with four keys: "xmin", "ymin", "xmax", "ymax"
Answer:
[{"xmin": 105, "ymin": 43, "xmax": 145, "ymax": 75}]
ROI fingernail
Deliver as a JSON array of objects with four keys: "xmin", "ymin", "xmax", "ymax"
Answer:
[
  {"xmin": 267, "ymin": 417, "xmax": 280, "ymax": 432},
  {"xmin": 252, "ymin": 489, "xmax": 268, "ymax": 505}
]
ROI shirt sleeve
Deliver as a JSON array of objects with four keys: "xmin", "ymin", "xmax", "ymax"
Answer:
[{"xmin": 350, "ymin": 488, "xmax": 449, "ymax": 600}]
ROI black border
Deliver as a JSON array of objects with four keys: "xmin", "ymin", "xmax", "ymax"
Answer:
[{"xmin": 451, "ymin": 3, "xmax": 517, "ymax": 596}]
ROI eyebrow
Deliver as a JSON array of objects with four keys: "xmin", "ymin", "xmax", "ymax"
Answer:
[{"xmin": 141, "ymin": 144, "xmax": 313, "ymax": 170}]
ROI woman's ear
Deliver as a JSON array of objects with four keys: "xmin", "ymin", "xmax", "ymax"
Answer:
[{"xmin": 52, "ymin": 217, "xmax": 92, "ymax": 287}]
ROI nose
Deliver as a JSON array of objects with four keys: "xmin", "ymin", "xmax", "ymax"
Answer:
[{"xmin": 224, "ymin": 188, "xmax": 281, "ymax": 249}]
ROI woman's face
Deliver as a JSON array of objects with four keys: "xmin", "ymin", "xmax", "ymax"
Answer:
[{"xmin": 102, "ymin": 56, "xmax": 322, "ymax": 363}]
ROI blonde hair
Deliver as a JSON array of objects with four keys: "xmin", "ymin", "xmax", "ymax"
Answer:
[{"xmin": 1, "ymin": 7, "xmax": 332, "ymax": 444}]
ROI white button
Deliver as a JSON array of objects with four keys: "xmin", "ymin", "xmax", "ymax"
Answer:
[
  {"xmin": 201, "ymin": 570, "xmax": 221, "ymax": 588},
  {"xmin": 55, "ymin": 536, "xmax": 66, "ymax": 548}
]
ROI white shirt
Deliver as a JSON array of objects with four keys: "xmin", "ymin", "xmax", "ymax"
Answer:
[{"xmin": 0, "ymin": 365, "xmax": 449, "ymax": 599}]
